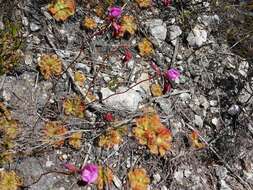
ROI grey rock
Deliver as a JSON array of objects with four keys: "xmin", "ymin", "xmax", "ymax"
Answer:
[
  {"xmin": 0, "ymin": 20, "xmax": 4, "ymax": 30},
  {"xmin": 161, "ymin": 186, "xmax": 168, "ymax": 190},
  {"xmin": 179, "ymin": 92, "xmax": 191, "ymax": 101},
  {"xmin": 210, "ymin": 100, "xmax": 218, "ymax": 106},
  {"xmin": 153, "ymin": 173, "xmax": 161, "ymax": 183},
  {"xmin": 215, "ymin": 166, "xmax": 228, "ymax": 179},
  {"xmin": 168, "ymin": 25, "xmax": 182, "ymax": 46},
  {"xmin": 238, "ymin": 61, "xmax": 249, "ymax": 77},
  {"xmin": 16, "ymin": 157, "xmax": 60, "ymax": 190},
  {"xmin": 199, "ymin": 95, "xmax": 209, "ymax": 109},
  {"xmin": 101, "ymin": 87, "xmax": 142, "ymax": 112},
  {"xmin": 30, "ymin": 22, "xmax": 41, "ymax": 32},
  {"xmin": 147, "ymin": 19, "xmax": 167, "ymax": 41},
  {"xmin": 33, "ymin": 36, "xmax": 41, "ymax": 44},
  {"xmin": 22, "ymin": 16, "xmax": 29, "ymax": 26},
  {"xmin": 194, "ymin": 115, "xmax": 203, "ymax": 127},
  {"xmin": 228, "ymin": 104, "xmax": 240, "ymax": 115},
  {"xmin": 220, "ymin": 180, "xmax": 232, "ymax": 190},
  {"xmin": 25, "ymin": 53, "xmax": 33, "ymax": 65},
  {"xmin": 1, "ymin": 89, "xmax": 12, "ymax": 102},
  {"xmin": 198, "ymin": 14, "xmax": 219, "ymax": 27},
  {"xmin": 187, "ymin": 25, "xmax": 208, "ymax": 47}
]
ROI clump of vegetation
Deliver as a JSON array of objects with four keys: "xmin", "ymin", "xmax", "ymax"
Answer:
[
  {"xmin": 128, "ymin": 168, "xmax": 150, "ymax": 190},
  {"xmin": 38, "ymin": 54, "xmax": 62, "ymax": 80},
  {"xmin": 48, "ymin": 0, "xmax": 76, "ymax": 21},
  {"xmin": 0, "ymin": 102, "xmax": 20, "ymax": 165},
  {"xmin": 96, "ymin": 165, "xmax": 114, "ymax": 190},
  {"xmin": 63, "ymin": 96, "xmax": 85, "ymax": 118},
  {"xmin": 0, "ymin": 170, "xmax": 22, "ymax": 190},
  {"xmin": 68, "ymin": 132, "xmax": 82, "ymax": 149},
  {"xmin": 0, "ymin": 21, "xmax": 23, "ymax": 75},
  {"xmin": 133, "ymin": 111, "xmax": 172, "ymax": 156},
  {"xmin": 43, "ymin": 121, "xmax": 67, "ymax": 147}
]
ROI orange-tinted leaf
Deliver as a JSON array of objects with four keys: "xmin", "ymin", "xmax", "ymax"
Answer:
[
  {"xmin": 147, "ymin": 127, "xmax": 172, "ymax": 156},
  {"xmin": 138, "ymin": 38, "xmax": 154, "ymax": 57},
  {"xmin": 0, "ymin": 118, "xmax": 19, "ymax": 140},
  {"xmin": 133, "ymin": 112, "xmax": 172, "ymax": 155},
  {"xmin": 74, "ymin": 71, "xmax": 86, "ymax": 87},
  {"xmin": 98, "ymin": 129, "xmax": 123, "ymax": 149},
  {"xmin": 63, "ymin": 96, "xmax": 85, "ymax": 118},
  {"xmin": 95, "ymin": 4, "xmax": 106, "ymax": 18},
  {"xmin": 38, "ymin": 54, "xmax": 62, "ymax": 80},
  {"xmin": 121, "ymin": 15, "xmax": 137, "ymax": 35},
  {"xmin": 0, "ymin": 151, "xmax": 13, "ymax": 165},
  {"xmin": 0, "ymin": 102, "xmax": 11, "ymax": 120},
  {"xmin": 48, "ymin": 0, "xmax": 76, "ymax": 21},
  {"xmin": 128, "ymin": 168, "xmax": 150, "ymax": 190},
  {"xmin": 83, "ymin": 17, "xmax": 97, "ymax": 30},
  {"xmin": 68, "ymin": 132, "xmax": 82, "ymax": 149},
  {"xmin": 135, "ymin": 0, "xmax": 152, "ymax": 8},
  {"xmin": 0, "ymin": 170, "xmax": 22, "ymax": 190},
  {"xmin": 189, "ymin": 131, "xmax": 205, "ymax": 149},
  {"xmin": 150, "ymin": 83, "xmax": 162, "ymax": 97},
  {"xmin": 43, "ymin": 121, "xmax": 67, "ymax": 147},
  {"xmin": 96, "ymin": 165, "xmax": 114, "ymax": 190}
]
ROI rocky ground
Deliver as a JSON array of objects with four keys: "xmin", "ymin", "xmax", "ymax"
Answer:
[{"xmin": 0, "ymin": 0, "xmax": 253, "ymax": 190}]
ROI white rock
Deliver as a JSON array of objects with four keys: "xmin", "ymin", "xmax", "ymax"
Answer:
[
  {"xmin": 153, "ymin": 173, "xmax": 161, "ymax": 183},
  {"xmin": 22, "ymin": 17, "xmax": 29, "ymax": 26},
  {"xmin": 220, "ymin": 180, "xmax": 232, "ymax": 190},
  {"xmin": 168, "ymin": 25, "xmax": 182, "ymax": 46},
  {"xmin": 150, "ymin": 24, "xmax": 167, "ymax": 41},
  {"xmin": 2, "ymin": 90, "xmax": 12, "ymax": 102},
  {"xmin": 187, "ymin": 25, "xmax": 208, "ymax": 47},
  {"xmin": 238, "ymin": 61, "xmax": 249, "ymax": 77},
  {"xmin": 30, "ymin": 23, "xmax": 41, "ymax": 32},
  {"xmin": 179, "ymin": 92, "xmax": 191, "ymax": 102},
  {"xmin": 0, "ymin": 20, "xmax": 4, "ymax": 30},
  {"xmin": 25, "ymin": 54, "xmax": 33, "ymax": 65},
  {"xmin": 133, "ymin": 73, "xmax": 150, "ymax": 96},
  {"xmin": 101, "ymin": 87, "xmax": 142, "ymax": 112},
  {"xmin": 210, "ymin": 100, "xmax": 218, "ymax": 106},
  {"xmin": 174, "ymin": 170, "xmax": 184, "ymax": 182},
  {"xmin": 113, "ymin": 175, "xmax": 122, "ymax": 189},
  {"xmin": 198, "ymin": 15, "xmax": 219, "ymax": 27},
  {"xmin": 147, "ymin": 19, "xmax": 167, "ymax": 41},
  {"xmin": 45, "ymin": 160, "xmax": 54, "ymax": 167},
  {"xmin": 199, "ymin": 95, "xmax": 209, "ymax": 109},
  {"xmin": 161, "ymin": 185, "xmax": 168, "ymax": 190},
  {"xmin": 194, "ymin": 115, "xmax": 203, "ymax": 127},
  {"xmin": 228, "ymin": 105, "xmax": 240, "ymax": 115},
  {"xmin": 212, "ymin": 117, "xmax": 220, "ymax": 127}
]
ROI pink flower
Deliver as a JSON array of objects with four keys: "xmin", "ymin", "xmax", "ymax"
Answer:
[
  {"xmin": 80, "ymin": 164, "xmax": 98, "ymax": 184},
  {"xmin": 165, "ymin": 68, "xmax": 180, "ymax": 80},
  {"xmin": 108, "ymin": 7, "xmax": 122, "ymax": 18}
]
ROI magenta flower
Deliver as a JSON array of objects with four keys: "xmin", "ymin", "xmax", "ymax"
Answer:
[
  {"xmin": 166, "ymin": 68, "xmax": 180, "ymax": 80},
  {"xmin": 80, "ymin": 164, "xmax": 98, "ymax": 184},
  {"xmin": 108, "ymin": 7, "xmax": 122, "ymax": 18}
]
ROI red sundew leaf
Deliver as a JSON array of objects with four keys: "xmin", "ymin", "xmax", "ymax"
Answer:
[
  {"xmin": 103, "ymin": 113, "xmax": 114, "ymax": 122},
  {"xmin": 123, "ymin": 50, "xmax": 132, "ymax": 62},
  {"xmin": 150, "ymin": 61, "xmax": 161, "ymax": 76},
  {"xmin": 64, "ymin": 163, "xmax": 79, "ymax": 173},
  {"xmin": 163, "ymin": 82, "xmax": 172, "ymax": 94},
  {"xmin": 163, "ymin": 0, "xmax": 172, "ymax": 7}
]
